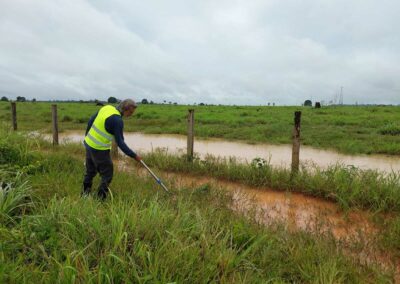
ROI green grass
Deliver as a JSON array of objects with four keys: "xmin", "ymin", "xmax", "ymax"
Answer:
[
  {"xmin": 379, "ymin": 216, "xmax": 400, "ymax": 258},
  {"xmin": 1, "ymin": 102, "xmax": 400, "ymax": 155},
  {"xmin": 142, "ymin": 150, "xmax": 400, "ymax": 213},
  {"xmin": 0, "ymin": 127, "xmax": 395, "ymax": 282}
]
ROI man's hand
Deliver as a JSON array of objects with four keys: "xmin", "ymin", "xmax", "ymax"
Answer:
[{"xmin": 134, "ymin": 154, "xmax": 142, "ymax": 162}]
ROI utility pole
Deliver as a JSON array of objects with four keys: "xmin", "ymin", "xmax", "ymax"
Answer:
[{"xmin": 339, "ymin": 86, "xmax": 344, "ymax": 105}]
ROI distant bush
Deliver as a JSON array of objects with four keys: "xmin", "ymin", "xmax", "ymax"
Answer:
[
  {"xmin": 134, "ymin": 112, "xmax": 161, "ymax": 120},
  {"xmin": 108, "ymin": 96, "xmax": 117, "ymax": 103},
  {"xmin": 304, "ymin": 100, "xmax": 312, "ymax": 106},
  {"xmin": 0, "ymin": 141, "xmax": 43, "ymax": 175},
  {"xmin": 75, "ymin": 117, "xmax": 87, "ymax": 124},
  {"xmin": 0, "ymin": 142, "xmax": 21, "ymax": 164},
  {"xmin": 61, "ymin": 115, "xmax": 73, "ymax": 122},
  {"xmin": 334, "ymin": 120, "xmax": 346, "ymax": 126}
]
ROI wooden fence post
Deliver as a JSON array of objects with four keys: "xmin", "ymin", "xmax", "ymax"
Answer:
[
  {"xmin": 291, "ymin": 111, "xmax": 301, "ymax": 174},
  {"xmin": 11, "ymin": 102, "xmax": 17, "ymax": 131},
  {"xmin": 111, "ymin": 140, "xmax": 118, "ymax": 159},
  {"xmin": 187, "ymin": 109, "xmax": 194, "ymax": 161},
  {"xmin": 52, "ymin": 104, "xmax": 59, "ymax": 146}
]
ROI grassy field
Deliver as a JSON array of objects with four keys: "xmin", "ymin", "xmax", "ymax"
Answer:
[
  {"xmin": 1, "ymin": 101, "xmax": 400, "ymax": 155},
  {"xmin": 0, "ymin": 128, "xmax": 396, "ymax": 282}
]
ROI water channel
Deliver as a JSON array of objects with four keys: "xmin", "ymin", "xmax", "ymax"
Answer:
[{"xmin": 56, "ymin": 131, "xmax": 400, "ymax": 173}]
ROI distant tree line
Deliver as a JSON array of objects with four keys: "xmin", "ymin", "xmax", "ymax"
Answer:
[
  {"xmin": 0, "ymin": 96, "xmax": 36, "ymax": 102},
  {"xmin": 0, "ymin": 95, "xmax": 180, "ymax": 105}
]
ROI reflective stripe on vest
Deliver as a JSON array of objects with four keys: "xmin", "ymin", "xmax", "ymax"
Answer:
[
  {"xmin": 92, "ymin": 124, "xmax": 113, "ymax": 141},
  {"xmin": 86, "ymin": 132, "xmax": 111, "ymax": 148},
  {"xmin": 84, "ymin": 105, "xmax": 121, "ymax": 150}
]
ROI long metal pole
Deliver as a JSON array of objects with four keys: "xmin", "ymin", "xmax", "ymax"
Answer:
[{"xmin": 140, "ymin": 160, "xmax": 170, "ymax": 193}]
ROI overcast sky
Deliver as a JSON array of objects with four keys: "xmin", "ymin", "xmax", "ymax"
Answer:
[{"xmin": 1, "ymin": 0, "xmax": 399, "ymax": 105}]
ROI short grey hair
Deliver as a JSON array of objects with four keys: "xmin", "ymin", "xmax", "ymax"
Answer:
[{"xmin": 117, "ymin": 99, "xmax": 137, "ymax": 112}]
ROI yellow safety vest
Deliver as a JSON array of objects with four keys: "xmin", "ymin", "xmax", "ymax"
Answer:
[{"xmin": 84, "ymin": 105, "xmax": 120, "ymax": 150}]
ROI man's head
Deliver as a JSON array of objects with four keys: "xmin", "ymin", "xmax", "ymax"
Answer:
[{"xmin": 117, "ymin": 99, "xmax": 137, "ymax": 117}]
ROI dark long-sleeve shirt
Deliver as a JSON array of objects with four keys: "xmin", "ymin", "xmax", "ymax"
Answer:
[{"xmin": 84, "ymin": 111, "xmax": 137, "ymax": 158}]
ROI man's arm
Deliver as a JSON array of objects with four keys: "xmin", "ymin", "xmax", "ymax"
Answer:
[{"xmin": 105, "ymin": 115, "xmax": 138, "ymax": 159}]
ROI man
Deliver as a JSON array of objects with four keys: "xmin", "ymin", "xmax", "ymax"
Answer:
[{"xmin": 82, "ymin": 99, "xmax": 141, "ymax": 200}]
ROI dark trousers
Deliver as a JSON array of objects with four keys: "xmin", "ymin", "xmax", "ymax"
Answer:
[{"xmin": 83, "ymin": 147, "xmax": 113, "ymax": 199}]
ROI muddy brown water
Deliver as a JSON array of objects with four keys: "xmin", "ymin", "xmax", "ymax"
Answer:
[
  {"xmin": 55, "ymin": 131, "xmax": 400, "ymax": 173},
  {"xmin": 126, "ymin": 165, "xmax": 398, "ymax": 278},
  {"xmin": 132, "ymin": 167, "xmax": 376, "ymax": 241}
]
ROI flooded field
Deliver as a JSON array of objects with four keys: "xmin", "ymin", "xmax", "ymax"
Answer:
[
  {"xmin": 35, "ymin": 130, "xmax": 400, "ymax": 279},
  {"xmin": 57, "ymin": 131, "xmax": 400, "ymax": 173}
]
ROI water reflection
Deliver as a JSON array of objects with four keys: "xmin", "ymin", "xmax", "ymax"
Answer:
[{"xmin": 56, "ymin": 131, "xmax": 400, "ymax": 173}]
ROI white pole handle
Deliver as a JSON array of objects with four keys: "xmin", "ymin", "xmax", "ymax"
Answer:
[{"xmin": 140, "ymin": 160, "xmax": 170, "ymax": 193}]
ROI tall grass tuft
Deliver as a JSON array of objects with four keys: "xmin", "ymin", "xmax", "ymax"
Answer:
[
  {"xmin": 379, "ymin": 123, "xmax": 400, "ymax": 136},
  {"xmin": 0, "ymin": 170, "xmax": 33, "ymax": 226}
]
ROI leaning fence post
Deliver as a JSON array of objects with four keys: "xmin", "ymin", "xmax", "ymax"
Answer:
[
  {"xmin": 291, "ymin": 111, "xmax": 301, "ymax": 174},
  {"xmin": 52, "ymin": 104, "xmax": 59, "ymax": 146},
  {"xmin": 111, "ymin": 140, "xmax": 118, "ymax": 159},
  {"xmin": 187, "ymin": 109, "xmax": 195, "ymax": 161},
  {"xmin": 11, "ymin": 102, "xmax": 17, "ymax": 131}
]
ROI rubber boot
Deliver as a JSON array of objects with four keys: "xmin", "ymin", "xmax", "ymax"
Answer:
[
  {"xmin": 97, "ymin": 184, "xmax": 109, "ymax": 201},
  {"xmin": 81, "ymin": 183, "xmax": 92, "ymax": 197}
]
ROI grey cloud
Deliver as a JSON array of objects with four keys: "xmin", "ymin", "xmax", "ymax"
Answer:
[{"xmin": 0, "ymin": 0, "xmax": 399, "ymax": 105}]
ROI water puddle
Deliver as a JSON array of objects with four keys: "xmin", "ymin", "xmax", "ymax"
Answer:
[
  {"xmin": 55, "ymin": 131, "xmax": 400, "ymax": 173},
  {"xmin": 139, "ymin": 169, "xmax": 376, "ymax": 240},
  {"xmin": 123, "ymin": 163, "xmax": 397, "ymax": 278}
]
